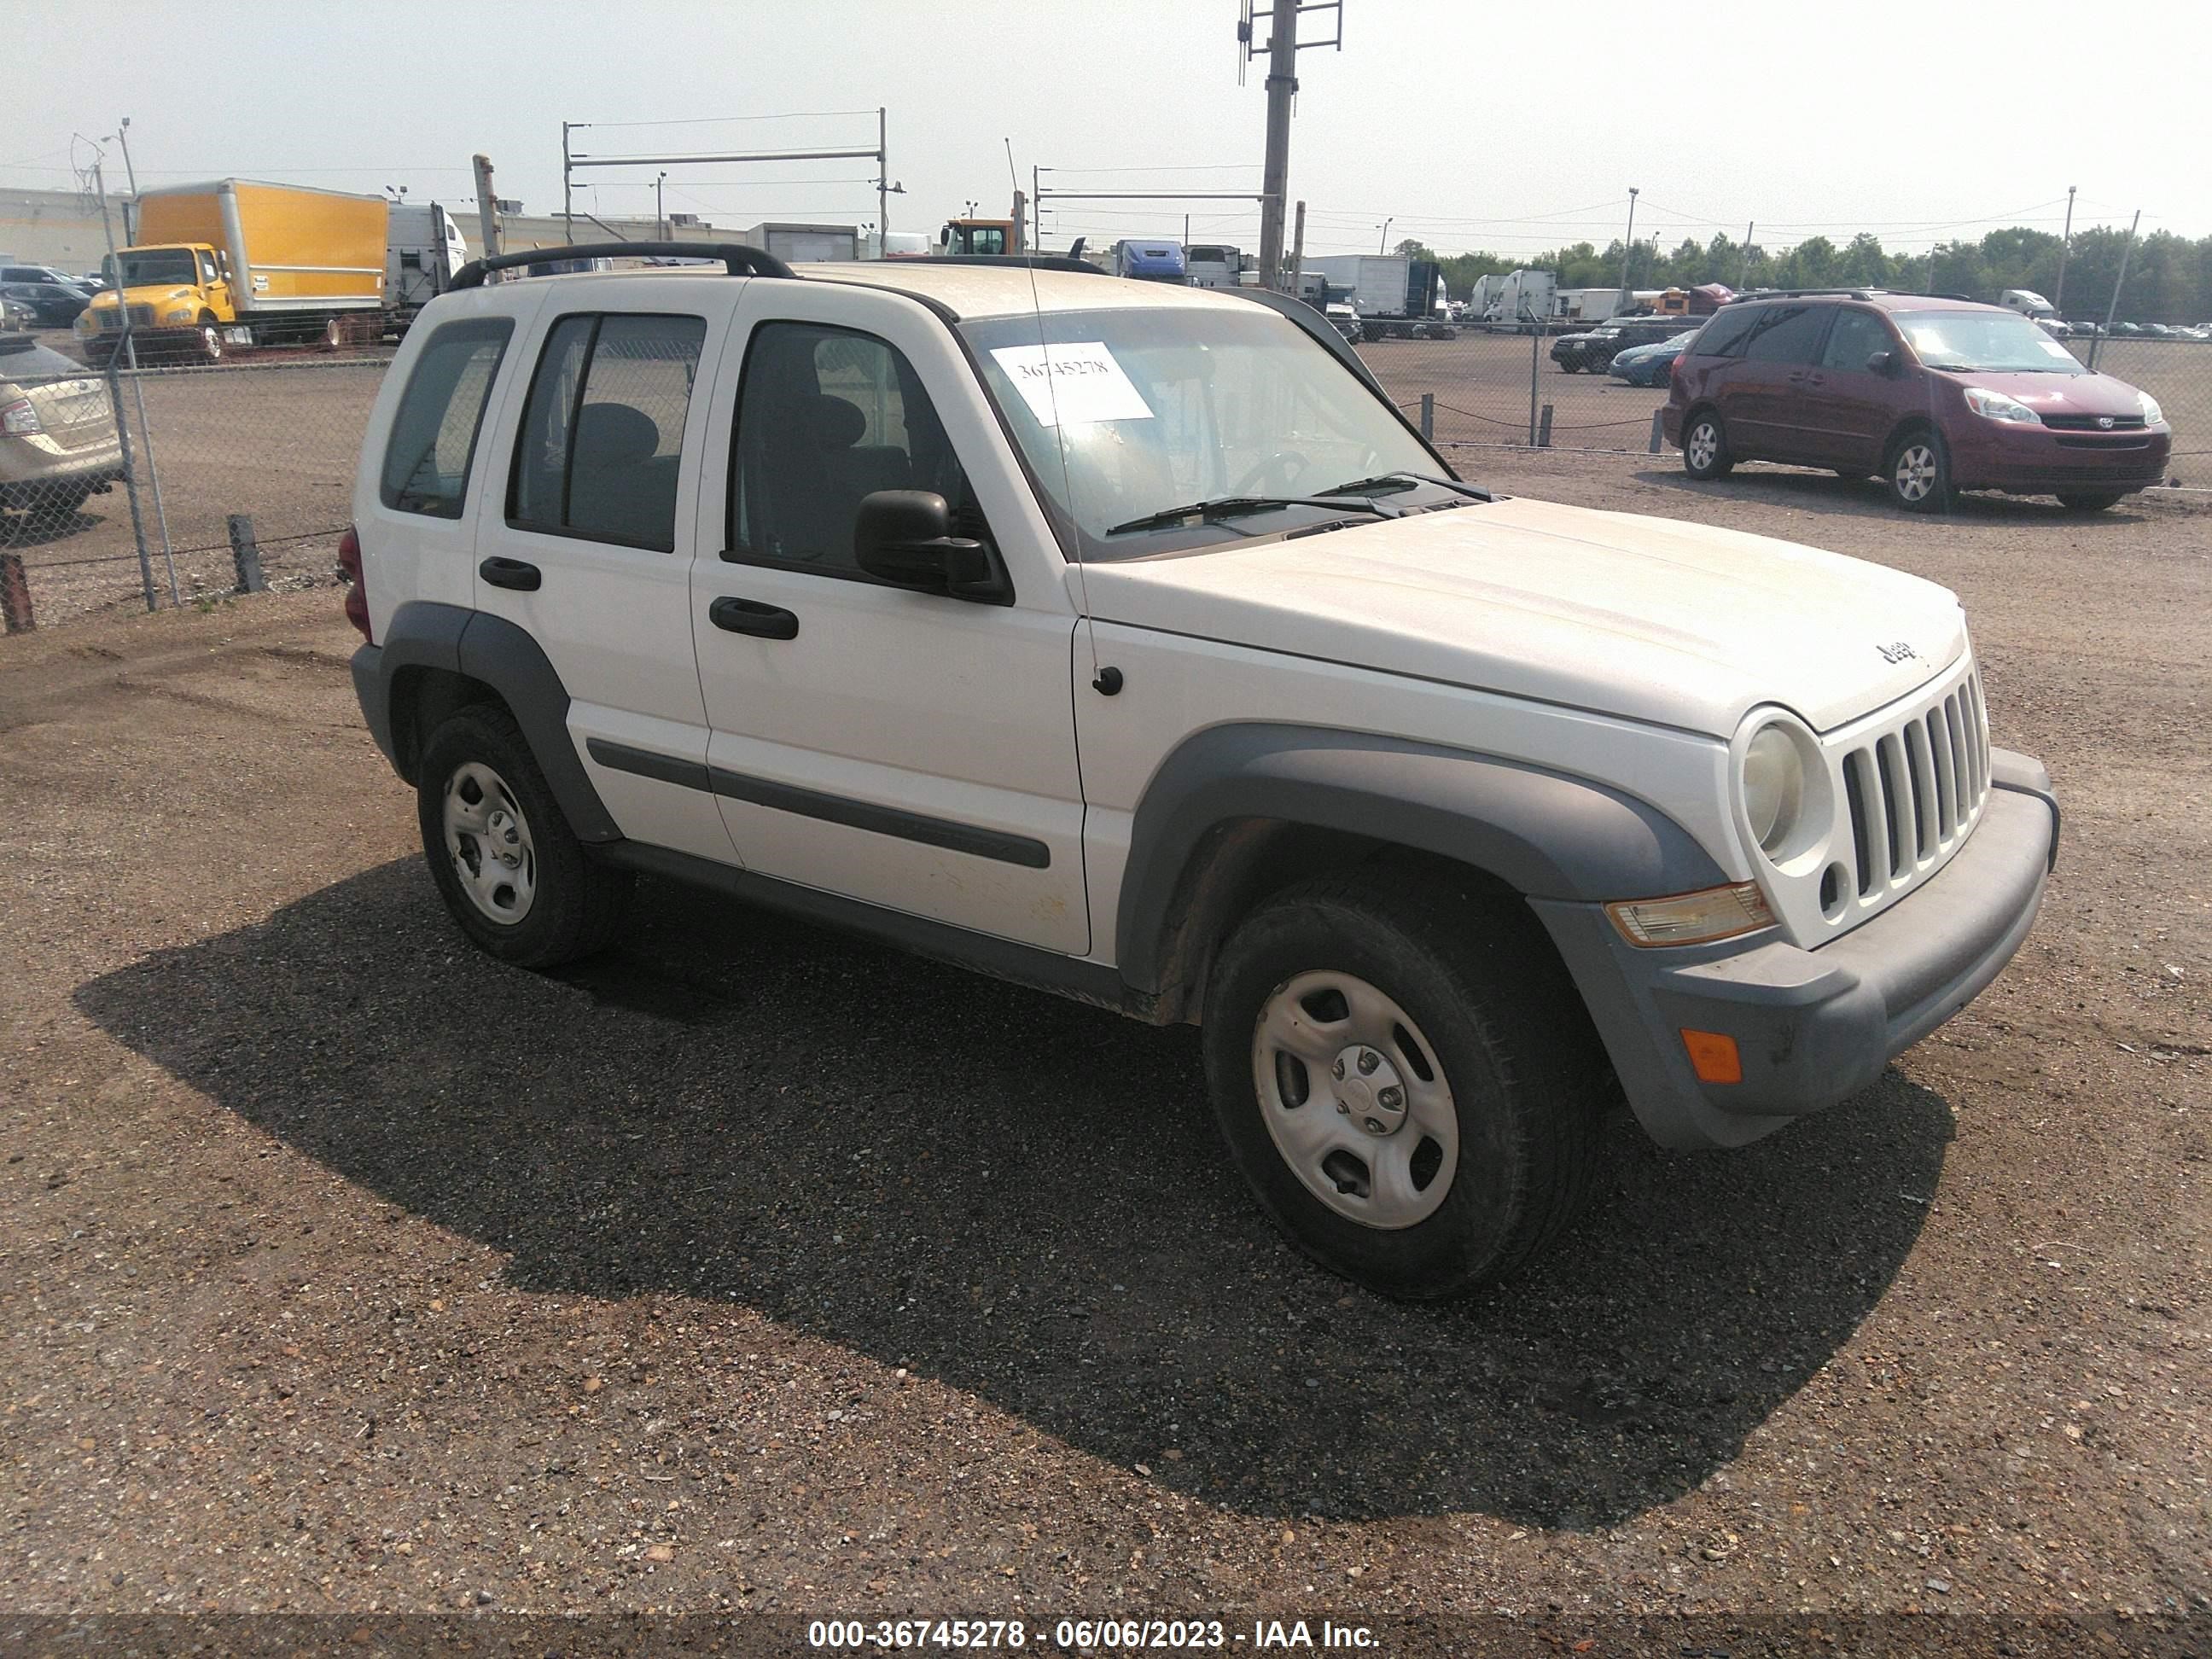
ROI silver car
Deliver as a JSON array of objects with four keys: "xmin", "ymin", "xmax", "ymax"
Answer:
[{"xmin": 0, "ymin": 335, "xmax": 124, "ymax": 521}]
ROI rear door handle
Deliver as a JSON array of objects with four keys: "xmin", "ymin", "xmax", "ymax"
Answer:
[
  {"xmin": 709, "ymin": 596, "xmax": 799, "ymax": 639},
  {"xmin": 479, "ymin": 556, "xmax": 541, "ymax": 591}
]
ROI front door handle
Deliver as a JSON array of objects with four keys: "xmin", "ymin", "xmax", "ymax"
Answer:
[
  {"xmin": 479, "ymin": 556, "xmax": 542, "ymax": 591},
  {"xmin": 709, "ymin": 596, "xmax": 799, "ymax": 639}
]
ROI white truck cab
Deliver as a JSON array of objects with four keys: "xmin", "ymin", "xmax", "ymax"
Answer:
[{"xmin": 346, "ymin": 243, "xmax": 2058, "ymax": 1298}]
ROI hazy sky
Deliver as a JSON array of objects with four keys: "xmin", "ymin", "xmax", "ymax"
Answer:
[{"xmin": 10, "ymin": 0, "xmax": 2203, "ymax": 258}]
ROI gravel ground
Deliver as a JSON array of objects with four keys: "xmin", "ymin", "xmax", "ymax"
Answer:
[{"xmin": 1, "ymin": 455, "xmax": 2207, "ymax": 1655}]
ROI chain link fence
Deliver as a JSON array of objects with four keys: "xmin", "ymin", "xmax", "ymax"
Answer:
[
  {"xmin": 2, "ymin": 336, "xmax": 388, "ymax": 632},
  {"xmin": 3, "ymin": 309, "xmax": 2207, "ymax": 636}
]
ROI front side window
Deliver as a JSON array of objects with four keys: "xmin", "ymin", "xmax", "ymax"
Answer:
[
  {"xmin": 1741, "ymin": 304, "xmax": 1829, "ymax": 364},
  {"xmin": 377, "ymin": 317, "xmax": 513, "ymax": 519},
  {"xmin": 1819, "ymin": 308, "xmax": 1893, "ymax": 372},
  {"xmin": 507, "ymin": 311, "xmax": 706, "ymax": 551},
  {"xmin": 728, "ymin": 321, "xmax": 977, "ymax": 576},
  {"xmin": 962, "ymin": 305, "xmax": 1445, "ymax": 561}
]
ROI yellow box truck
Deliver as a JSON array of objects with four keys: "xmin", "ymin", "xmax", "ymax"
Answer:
[{"xmin": 77, "ymin": 180, "xmax": 387, "ymax": 364}]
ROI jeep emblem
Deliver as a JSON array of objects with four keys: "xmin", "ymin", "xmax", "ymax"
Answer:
[
  {"xmin": 1877, "ymin": 641, "xmax": 1918, "ymax": 665},
  {"xmin": 2097, "ymin": 416, "xmax": 2115, "ymax": 429}
]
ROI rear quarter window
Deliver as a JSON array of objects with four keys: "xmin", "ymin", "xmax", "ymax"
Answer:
[
  {"xmin": 1688, "ymin": 306, "xmax": 1761, "ymax": 358},
  {"xmin": 378, "ymin": 317, "xmax": 514, "ymax": 519}
]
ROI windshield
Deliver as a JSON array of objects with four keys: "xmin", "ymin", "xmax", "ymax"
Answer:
[
  {"xmin": 102, "ymin": 249, "xmax": 198, "ymax": 288},
  {"xmin": 963, "ymin": 305, "xmax": 1445, "ymax": 560},
  {"xmin": 1895, "ymin": 310, "xmax": 2087, "ymax": 375}
]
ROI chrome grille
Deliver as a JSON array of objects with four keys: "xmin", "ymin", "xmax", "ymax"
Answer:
[
  {"xmin": 94, "ymin": 306, "xmax": 155, "ymax": 330},
  {"xmin": 1834, "ymin": 669, "xmax": 1990, "ymax": 906}
]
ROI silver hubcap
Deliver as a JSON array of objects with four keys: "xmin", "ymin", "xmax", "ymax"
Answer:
[
  {"xmin": 1895, "ymin": 444, "xmax": 1937, "ymax": 501},
  {"xmin": 443, "ymin": 761, "xmax": 536, "ymax": 924},
  {"xmin": 1687, "ymin": 422, "xmax": 1717, "ymax": 469},
  {"xmin": 1250, "ymin": 970, "xmax": 1459, "ymax": 1230}
]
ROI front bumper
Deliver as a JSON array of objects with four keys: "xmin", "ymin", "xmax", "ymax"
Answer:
[
  {"xmin": 1947, "ymin": 421, "xmax": 2172, "ymax": 493},
  {"xmin": 1534, "ymin": 748, "xmax": 2058, "ymax": 1150}
]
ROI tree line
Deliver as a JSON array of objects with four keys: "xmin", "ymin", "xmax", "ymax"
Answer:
[{"xmin": 1389, "ymin": 224, "xmax": 2212, "ymax": 325}]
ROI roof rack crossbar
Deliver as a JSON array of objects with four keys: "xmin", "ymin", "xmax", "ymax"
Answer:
[{"xmin": 450, "ymin": 241, "xmax": 796, "ymax": 290}]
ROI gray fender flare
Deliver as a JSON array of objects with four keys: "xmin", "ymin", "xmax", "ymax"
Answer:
[
  {"xmin": 362, "ymin": 600, "xmax": 620, "ymax": 843},
  {"xmin": 1114, "ymin": 723, "xmax": 1728, "ymax": 996}
]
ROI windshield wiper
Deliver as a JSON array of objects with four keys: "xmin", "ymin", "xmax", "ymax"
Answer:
[
  {"xmin": 1105, "ymin": 494, "xmax": 1394, "ymax": 537},
  {"xmin": 1318, "ymin": 469, "xmax": 1493, "ymax": 503}
]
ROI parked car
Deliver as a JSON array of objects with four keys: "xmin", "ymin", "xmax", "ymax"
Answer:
[
  {"xmin": 1665, "ymin": 290, "xmax": 2171, "ymax": 512},
  {"xmin": 0, "ymin": 278, "xmax": 91, "ymax": 329},
  {"xmin": 1606, "ymin": 329, "xmax": 1699, "ymax": 387},
  {"xmin": 0, "ymin": 333, "xmax": 125, "ymax": 523},
  {"xmin": 345, "ymin": 244, "xmax": 2058, "ymax": 1298},
  {"xmin": 0, "ymin": 296, "xmax": 34, "ymax": 334},
  {"xmin": 1552, "ymin": 313, "xmax": 1691, "ymax": 373},
  {"xmin": 2034, "ymin": 317, "xmax": 2071, "ymax": 339},
  {"xmin": 1324, "ymin": 301, "xmax": 1363, "ymax": 344}
]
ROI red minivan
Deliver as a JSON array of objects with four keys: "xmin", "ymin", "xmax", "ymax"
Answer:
[{"xmin": 1662, "ymin": 290, "xmax": 2172, "ymax": 512}]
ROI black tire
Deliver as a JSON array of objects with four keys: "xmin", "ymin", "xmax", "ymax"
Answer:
[
  {"xmin": 195, "ymin": 314, "xmax": 224, "ymax": 364},
  {"xmin": 1680, "ymin": 408, "xmax": 1732, "ymax": 480},
  {"xmin": 1557, "ymin": 361, "xmax": 1579, "ymax": 374},
  {"xmin": 415, "ymin": 703, "xmax": 632, "ymax": 969},
  {"xmin": 2056, "ymin": 491, "xmax": 2122, "ymax": 512},
  {"xmin": 1885, "ymin": 427, "xmax": 1953, "ymax": 513},
  {"xmin": 1201, "ymin": 876, "xmax": 1610, "ymax": 1299}
]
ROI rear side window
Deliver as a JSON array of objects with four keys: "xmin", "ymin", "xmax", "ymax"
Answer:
[
  {"xmin": 1689, "ymin": 306, "xmax": 1761, "ymax": 358},
  {"xmin": 507, "ymin": 312, "xmax": 706, "ymax": 552},
  {"xmin": 377, "ymin": 317, "xmax": 513, "ymax": 519},
  {"xmin": 1741, "ymin": 304, "xmax": 1830, "ymax": 364}
]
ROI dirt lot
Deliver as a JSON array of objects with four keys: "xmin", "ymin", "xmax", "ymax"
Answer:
[{"xmin": 2, "ymin": 456, "xmax": 2208, "ymax": 1652}]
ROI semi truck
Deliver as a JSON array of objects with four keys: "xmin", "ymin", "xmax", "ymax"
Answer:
[
  {"xmin": 1111, "ymin": 240, "xmax": 1186, "ymax": 282},
  {"xmin": 1184, "ymin": 244, "xmax": 1242, "ymax": 288},
  {"xmin": 1305, "ymin": 253, "xmax": 1455, "ymax": 340},
  {"xmin": 385, "ymin": 202, "xmax": 471, "ymax": 327},
  {"xmin": 77, "ymin": 179, "xmax": 387, "ymax": 364},
  {"xmin": 1474, "ymin": 269, "xmax": 1557, "ymax": 332}
]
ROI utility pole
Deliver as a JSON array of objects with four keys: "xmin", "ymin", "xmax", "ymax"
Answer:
[
  {"xmin": 876, "ymin": 107, "xmax": 888, "ymax": 237},
  {"xmin": 656, "ymin": 171, "xmax": 667, "ymax": 242},
  {"xmin": 115, "ymin": 116, "xmax": 139, "ymax": 242},
  {"xmin": 1377, "ymin": 215, "xmax": 1392, "ymax": 254},
  {"xmin": 1248, "ymin": 2, "xmax": 1342, "ymax": 288},
  {"xmin": 1289, "ymin": 198, "xmax": 1306, "ymax": 296},
  {"xmin": 2053, "ymin": 183, "xmax": 2076, "ymax": 311},
  {"xmin": 471, "ymin": 154, "xmax": 503, "ymax": 260},
  {"xmin": 562, "ymin": 121, "xmax": 573, "ymax": 243},
  {"xmin": 1617, "ymin": 186, "xmax": 1639, "ymax": 297},
  {"xmin": 1738, "ymin": 219, "xmax": 1753, "ymax": 288}
]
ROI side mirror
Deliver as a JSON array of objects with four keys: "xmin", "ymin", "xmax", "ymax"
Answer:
[
  {"xmin": 853, "ymin": 491, "xmax": 1009, "ymax": 603},
  {"xmin": 1866, "ymin": 350, "xmax": 1895, "ymax": 375}
]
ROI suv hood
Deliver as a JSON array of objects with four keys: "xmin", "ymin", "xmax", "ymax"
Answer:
[{"xmin": 1078, "ymin": 496, "xmax": 1966, "ymax": 736}]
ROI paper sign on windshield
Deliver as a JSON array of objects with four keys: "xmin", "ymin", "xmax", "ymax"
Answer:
[{"xmin": 988, "ymin": 342, "xmax": 1154, "ymax": 428}]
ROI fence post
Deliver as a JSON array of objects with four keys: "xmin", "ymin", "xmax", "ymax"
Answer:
[
  {"xmin": 1528, "ymin": 322, "xmax": 1540, "ymax": 446},
  {"xmin": 1419, "ymin": 393, "xmax": 1434, "ymax": 440},
  {"xmin": 1538, "ymin": 404, "xmax": 1555, "ymax": 448},
  {"xmin": 227, "ymin": 514, "xmax": 265, "ymax": 594},
  {"xmin": 102, "ymin": 359, "xmax": 158, "ymax": 612},
  {"xmin": 0, "ymin": 552, "xmax": 32, "ymax": 633},
  {"xmin": 1649, "ymin": 407, "xmax": 1666, "ymax": 454}
]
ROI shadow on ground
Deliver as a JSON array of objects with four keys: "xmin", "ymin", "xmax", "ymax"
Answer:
[
  {"xmin": 1632, "ymin": 463, "xmax": 2162, "ymax": 523},
  {"xmin": 76, "ymin": 859, "xmax": 1951, "ymax": 1529}
]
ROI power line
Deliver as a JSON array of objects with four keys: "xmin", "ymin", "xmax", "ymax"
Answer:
[{"xmin": 576, "ymin": 109, "xmax": 880, "ymax": 129}]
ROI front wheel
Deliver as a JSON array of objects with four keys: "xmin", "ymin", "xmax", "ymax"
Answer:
[
  {"xmin": 1681, "ymin": 410, "xmax": 1732, "ymax": 480},
  {"xmin": 196, "ymin": 316, "xmax": 224, "ymax": 364},
  {"xmin": 2056, "ymin": 491, "xmax": 2122, "ymax": 512},
  {"xmin": 1202, "ymin": 877, "xmax": 1607, "ymax": 1298},
  {"xmin": 1887, "ymin": 429, "xmax": 1953, "ymax": 512},
  {"xmin": 415, "ymin": 704, "xmax": 632, "ymax": 968}
]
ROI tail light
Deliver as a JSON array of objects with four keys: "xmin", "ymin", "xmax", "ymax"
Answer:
[{"xmin": 337, "ymin": 525, "xmax": 370, "ymax": 643}]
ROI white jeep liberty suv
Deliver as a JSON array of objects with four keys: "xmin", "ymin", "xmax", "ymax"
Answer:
[{"xmin": 345, "ymin": 242, "xmax": 2059, "ymax": 1298}]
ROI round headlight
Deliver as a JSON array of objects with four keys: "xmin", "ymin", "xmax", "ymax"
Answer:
[{"xmin": 1743, "ymin": 722, "xmax": 1805, "ymax": 856}]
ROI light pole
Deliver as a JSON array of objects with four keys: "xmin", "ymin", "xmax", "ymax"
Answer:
[
  {"xmin": 656, "ymin": 171, "xmax": 667, "ymax": 242},
  {"xmin": 1377, "ymin": 216, "xmax": 1393, "ymax": 254},
  {"xmin": 1618, "ymin": 186, "xmax": 1639, "ymax": 298},
  {"xmin": 2053, "ymin": 183, "xmax": 2076, "ymax": 311},
  {"xmin": 115, "ymin": 116, "xmax": 139, "ymax": 242}
]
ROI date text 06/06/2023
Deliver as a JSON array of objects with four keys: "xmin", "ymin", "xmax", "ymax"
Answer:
[{"xmin": 806, "ymin": 1617, "xmax": 1380, "ymax": 1650}]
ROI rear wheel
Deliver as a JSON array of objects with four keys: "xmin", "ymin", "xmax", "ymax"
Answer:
[
  {"xmin": 2056, "ymin": 491, "xmax": 2122, "ymax": 512},
  {"xmin": 1681, "ymin": 410, "xmax": 1732, "ymax": 480},
  {"xmin": 321, "ymin": 316, "xmax": 344, "ymax": 352},
  {"xmin": 1557, "ymin": 361, "xmax": 1579, "ymax": 373},
  {"xmin": 415, "ymin": 704, "xmax": 632, "ymax": 969},
  {"xmin": 1886, "ymin": 428, "xmax": 1953, "ymax": 512},
  {"xmin": 1202, "ymin": 876, "xmax": 1607, "ymax": 1298}
]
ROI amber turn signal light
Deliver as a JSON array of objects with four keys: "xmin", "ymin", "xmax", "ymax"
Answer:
[{"xmin": 1680, "ymin": 1028, "xmax": 1743, "ymax": 1085}]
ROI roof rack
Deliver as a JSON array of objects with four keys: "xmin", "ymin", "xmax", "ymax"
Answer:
[
  {"xmin": 914, "ymin": 254, "xmax": 1105, "ymax": 274},
  {"xmin": 1737, "ymin": 288, "xmax": 1875, "ymax": 301},
  {"xmin": 449, "ymin": 241, "xmax": 795, "ymax": 290}
]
